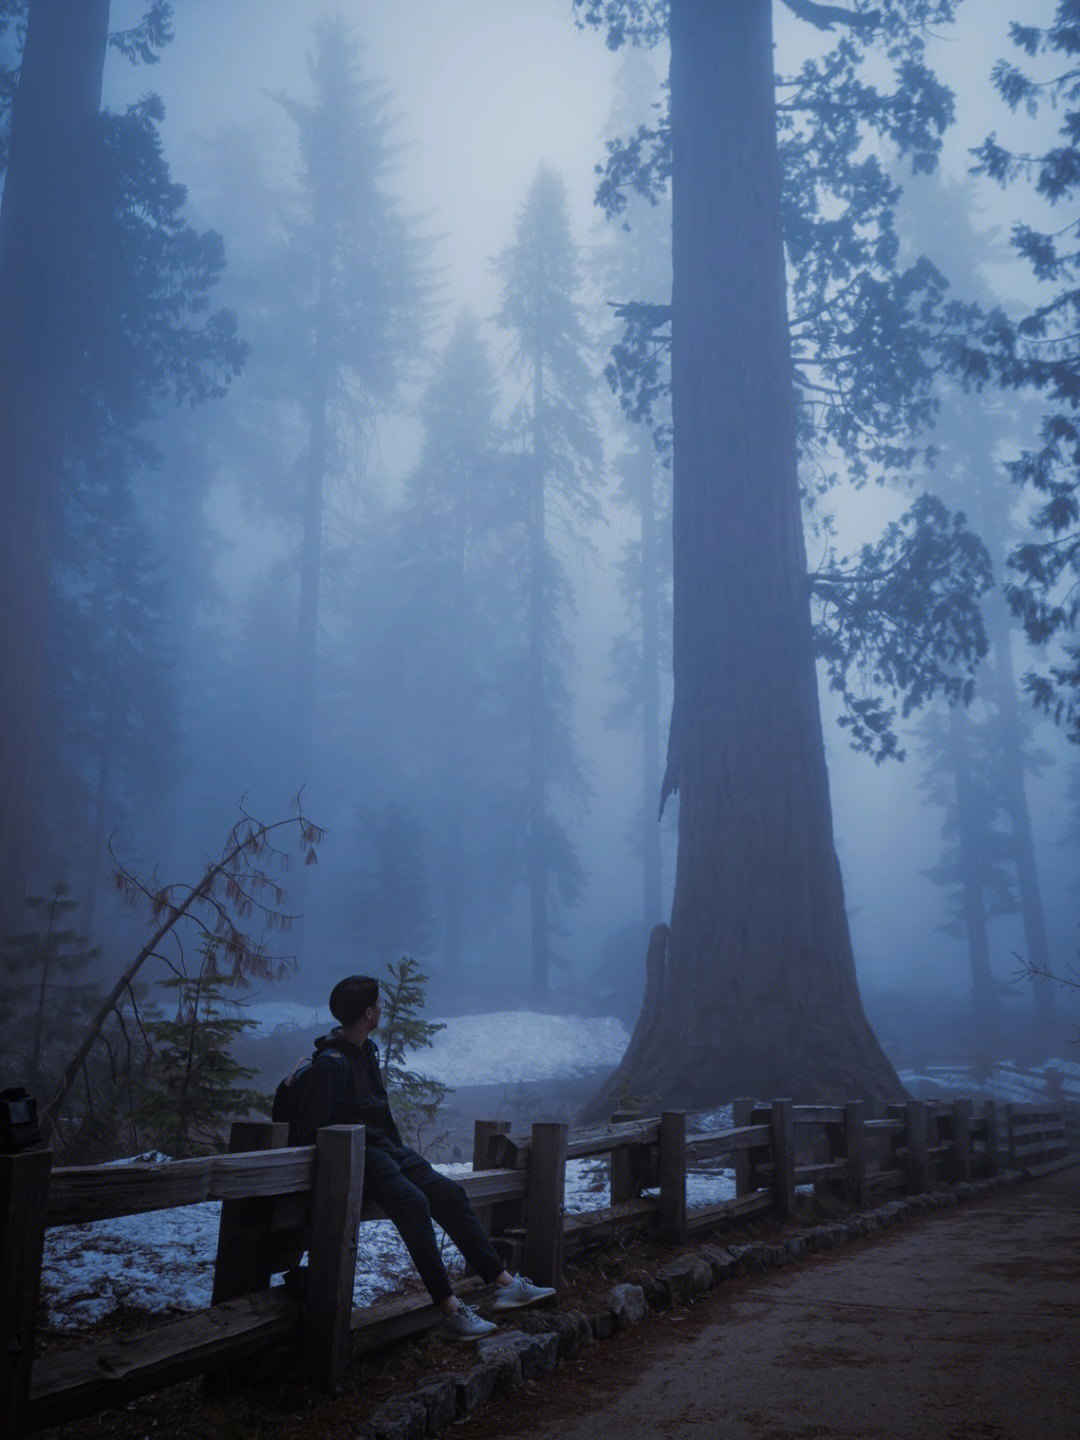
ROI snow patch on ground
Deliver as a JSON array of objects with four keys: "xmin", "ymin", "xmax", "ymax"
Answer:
[
  {"xmin": 239, "ymin": 1004, "xmax": 630, "ymax": 1086},
  {"xmin": 898, "ymin": 1058, "xmax": 1080, "ymax": 1104}
]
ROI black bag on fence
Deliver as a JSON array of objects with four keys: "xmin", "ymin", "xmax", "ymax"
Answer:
[
  {"xmin": 271, "ymin": 1049, "xmax": 351, "ymax": 1145},
  {"xmin": 0, "ymin": 1087, "xmax": 44, "ymax": 1152}
]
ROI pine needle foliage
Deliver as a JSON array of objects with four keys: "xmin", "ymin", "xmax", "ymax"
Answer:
[
  {"xmin": 137, "ymin": 942, "xmax": 268, "ymax": 1158},
  {"xmin": 377, "ymin": 955, "xmax": 449, "ymax": 1151}
]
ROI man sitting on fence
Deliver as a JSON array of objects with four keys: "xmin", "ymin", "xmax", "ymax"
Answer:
[{"xmin": 289, "ymin": 974, "xmax": 554, "ymax": 1341}]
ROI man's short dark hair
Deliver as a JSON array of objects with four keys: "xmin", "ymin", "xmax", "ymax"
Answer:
[{"xmin": 329, "ymin": 975, "xmax": 379, "ymax": 1027}]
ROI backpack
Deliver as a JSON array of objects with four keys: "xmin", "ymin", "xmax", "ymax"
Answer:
[{"xmin": 271, "ymin": 1048, "xmax": 351, "ymax": 1144}]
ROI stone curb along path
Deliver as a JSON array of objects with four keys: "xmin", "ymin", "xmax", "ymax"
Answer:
[{"xmin": 358, "ymin": 1168, "xmax": 1044, "ymax": 1440}]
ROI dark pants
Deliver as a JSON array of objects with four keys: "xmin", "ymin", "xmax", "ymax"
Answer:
[{"xmin": 364, "ymin": 1144, "xmax": 504, "ymax": 1305}]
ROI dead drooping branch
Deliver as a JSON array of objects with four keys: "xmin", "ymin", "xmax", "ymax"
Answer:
[{"xmin": 44, "ymin": 802, "xmax": 324, "ymax": 1133}]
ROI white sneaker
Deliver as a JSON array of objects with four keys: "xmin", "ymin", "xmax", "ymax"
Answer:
[
  {"xmin": 442, "ymin": 1302, "xmax": 497, "ymax": 1341},
  {"xmin": 490, "ymin": 1274, "xmax": 557, "ymax": 1310}
]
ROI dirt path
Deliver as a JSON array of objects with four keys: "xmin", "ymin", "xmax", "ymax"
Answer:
[{"xmin": 465, "ymin": 1167, "xmax": 1080, "ymax": 1440}]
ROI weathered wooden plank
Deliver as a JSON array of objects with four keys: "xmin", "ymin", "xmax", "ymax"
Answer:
[
  {"xmin": 211, "ymin": 1121, "xmax": 291, "ymax": 1309},
  {"xmin": 792, "ymin": 1106, "xmax": 845, "ymax": 1126},
  {"xmin": 685, "ymin": 1191, "xmax": 773, "ymax": 1233},
  {"xmin": 732, "ymin": 1099, "xmax": 754, "ymax": 1199},
  {"xmin": 770, "ymin": 1100, "xmax": 795, "ymax": 1222},
  {"xmin": 46, "ymin": 1148, "xmax": 317, "ymax": 1226},
  {"xmin": 609, "ymin": 1111, "xmax": 640, "ymax": 1205},
  {"xmin": 659, "ymin": 1112, "xmax": 687, "ymax": 1244},
  {"xmin": 687, "ymin": 1123, "xmax": 772, "ymax": 1151},
  {"xmin": 457, "ymin": 1168, "xmax": 530, "ymax": 1205},
  {"xmin": 864, "ymin": 1119, "xmax": 905, "ymax": 1135},
  {"xmin": 1011, "ymin": 1106, "xmax": 1064, "ymax": 1124},
  {"xmin": 2, "ymin": 1147, "xmax": 53, "ymax": 1440},
  {"xmin": 520, "ymin": 1122, "xmax": 567, "ymax": 1290},
  {"xmin": 906, "ymin": 1101, "xmax": 930, "ymax": 1193},
  {"xmin": 953, "ymin": 1100, "xmax": 972, "ymax": 1184},
  {"xmin": 561, "ymin": 1198, "xmax": 659, "ymax": 1254},
  {"xmin": 26, "ymin": 1288, "xmax": 299, "ymax": 1433},
  {"xmin": 471, "ymin": 1120, "xmax": 510, "ymax": 1239},
  {"xmin": 845, "ymin": 1100, "xmax": 866, "ymax": 1209},
  {"xmin": 565, "ymin": 1119, "xmax": 662, "ymax": 1160},
  {"xmin": 794, "ymin": 1161, "xmax": 846, "ymax": 1183},
  {"xmin": 866, "ymin": 1167, "xmax": 907, "ymax": 1191},
  {"xmin": 305, "ymin": 1126, "xmax": 365, "ymax": 1392},
  {"xmin": 1012, "ymin": 1137, "xmax": 1067, "ymax": 1162}
]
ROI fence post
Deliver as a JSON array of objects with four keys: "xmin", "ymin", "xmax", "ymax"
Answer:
[
  {"xmin": 844, "ymin": 1100, "xmax": 865, "ymax": 1209},
  {"xmin": 609, "ymin": 1110, "xmax": 639, "ymax": 1205},
  {"xmin": 732, "ymin": 1097, "xmax": 753, "ymax": 1198},
  {"xmin": 304, "ymin": 1125, "xmax": 366, "ymax": 1393},
  {"xmin": 520, "ymin": 1122, "xmax": 567, "ymax": 1290},
  {"xmin": 769, "ymin": 1100, "xmax": 795, "ymax": 1222},
  {"xmin": 211, "ymin": 1120, "xmax": 291, "ymax": 1305},
  {"xmin": 1000, "ymin": 1102, "xmax": 1014, "ymax": 1169},
  {"xmin": 1, "ymin": 1147, "xmax": 52, "ymax": 1440},
  {"xmin": 472, "ymin": 1119, "xmax": 511, "ymax": 1248},
  {"xmin": 953, "ymin": 1099, "xmax": 972, "ymax": 1183},
  {"xmin": 658, "ymin": 1111, "xmax": 687, "ymax": 1244},
  {"xmin": 983, "ymin": 1099, "xmax": 1000, "ymax": 1176},
  {"xmin": 905, "ymin": 1100, "xmax": 929, "ymax": 1193}
]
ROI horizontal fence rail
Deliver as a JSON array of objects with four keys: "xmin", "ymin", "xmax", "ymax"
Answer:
[{"xmin": 2, "ymin": 1098, "xmax": 1073, "ymax": 1439}]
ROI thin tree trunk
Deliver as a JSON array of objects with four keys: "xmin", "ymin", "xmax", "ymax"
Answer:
[
  {"xmin": 948, "ymin": 707, "xmax": 998, "ymax": 1073},
  {"xmin": 441, "ymin": 473, "xmax": 469, "ymax": 978},
  {"xmin": 85, "ymin": 458, "xmax": 132, "ymax": 929},
  {"xmin": 987, "ymin": 603, "xmax": 1058, "ymax": 1038},
  {"xmin": 637, "ymin": 433, "xmax": 664, "ymax": 924},
  {"xmin": 0, "ymin": 0, "xmax": 111, "ymax": 943},
  {"xmin": 528, "ymin": 351, "xmax": 549, "ymax": 1003}
]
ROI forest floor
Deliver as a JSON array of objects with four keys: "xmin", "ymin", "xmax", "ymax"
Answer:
[{"xmin": 29, "ymin": 1163, "xmax": 1080, "ymax": 1440}]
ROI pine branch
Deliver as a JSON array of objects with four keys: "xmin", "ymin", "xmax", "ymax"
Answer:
[
  {"xmin": 781, "ymin": 1, "xmax": 882, "ymax": 33},
  {"xmin": 44, "ymin": 803, "xmax": 322, "ymax": 1132}
]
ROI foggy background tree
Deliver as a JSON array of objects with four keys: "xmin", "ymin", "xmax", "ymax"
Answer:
[
  {"xmin": 272, "ymin": 16, "xmax": 431, "ymax": 799},
  {"xmin": 495, "ymin": 165, "xmax": 603, "ymax": 1003},
  {"xmin": 390, "ymin": 312, "xmax": 523, "ymax": 991},
  {"xmin": 595, "ymin": 49, "xmax": 674, "ymax": 942}
]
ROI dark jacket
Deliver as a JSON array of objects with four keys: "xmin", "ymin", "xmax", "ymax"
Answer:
[{"xmin": 293, "ymin": 1031, "xmax": 404, "ymax": 1151}]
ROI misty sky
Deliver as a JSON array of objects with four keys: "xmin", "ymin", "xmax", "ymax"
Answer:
[{"xmin": 89, "ymin": 1, "xmax": 1078, "ymax": 1009}]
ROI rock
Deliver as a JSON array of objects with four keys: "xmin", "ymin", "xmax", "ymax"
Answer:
[
  {"xmin": 698, "ymin": 1243, "xmax": 740, "ymax": 1282},
  {"xmin": 588, "ymin": 1308, "xmax": 616, "ymax": 1340},
  {"xmin": 511, "ymin": 1310, "xmax": 583, "ymax": 1357},
  {"xmin": 478, "ymin": 1329, "xmax": 558, "ymax": 1385},
  {"xmin": 410, "ymin": 1377, "xmax": 456, "ymax": 1434},
  {"xmin": 625, "ymin": 1268, "xmax": 672, "ymax": 1310},
  {"xmin": 656, "ymin": 1255, "xmax": 713, "ymax": 1304},
  {"xmin": 784, "ymin": 1236, "xmax": 806, "ymax": 1262},
  {"xmin": 455, "ymin": 1363, "xmax": 499, "ymax": 1415},
  {"xmin": 364, "ymin": 1394, "xmax": 428, "ymax": 1440},
  {"xmin": 602, "ymin": 1283, "xmax": 647, "ymax": 1328}
]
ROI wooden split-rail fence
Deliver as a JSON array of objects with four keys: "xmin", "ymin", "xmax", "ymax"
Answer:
[{"xmin": 1, "ymin": 1098, "xmax": 1071, "ymax": 1437}]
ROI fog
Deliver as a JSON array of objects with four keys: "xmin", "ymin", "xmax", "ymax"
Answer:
[{"xmin": 5, "ymin": 1, "xmax": 1079, "ymax": 1087}]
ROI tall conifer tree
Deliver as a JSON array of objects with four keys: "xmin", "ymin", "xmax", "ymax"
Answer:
[
  {"xmin": 495, "ymin": 167, "xmax": 602, "ymax": 1002},
  {"xmin": 575, "ymin": 0, "xmax": 981, "ymax": 1108}
]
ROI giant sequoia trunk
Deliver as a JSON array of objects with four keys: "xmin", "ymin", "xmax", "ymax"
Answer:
[
  {"xmin": 0, "ymin": 0, "xmax": 111, "ymax": 942},
  {"xmin": 589, "ymin": 0, "xmax": 903, "ymax": 1114}
]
